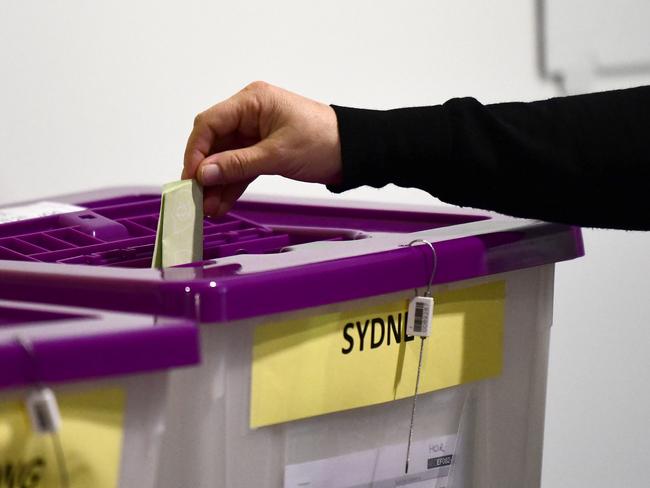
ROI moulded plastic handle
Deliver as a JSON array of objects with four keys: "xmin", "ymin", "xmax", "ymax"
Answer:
[{"xmin": 57, "ymin": 211, "xmax": 129, "ymax": 242}]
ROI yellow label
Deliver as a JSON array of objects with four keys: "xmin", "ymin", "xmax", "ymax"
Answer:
[
  {"xmin": 0, "ymin": 387, "xmax": 125, "ymax": 488},
  {"xmin": 251, "ymin": 281, "xmax": 505, "ymax": 428}
]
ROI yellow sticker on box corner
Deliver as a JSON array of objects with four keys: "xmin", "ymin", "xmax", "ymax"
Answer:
[
  {"xmin": 0, "ymin": 387, "xmax": 125, "ymax": 488},
  {"xmin": 251, "ymin": 281, "xmax": 505, "ymax": 428}
]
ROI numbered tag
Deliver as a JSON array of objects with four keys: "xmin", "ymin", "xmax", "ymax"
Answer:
[
  {"xmin": 406, "ymin": 296, "xmax": 434, "ymax": 337},
  {"xmin": 26, "ymin": 388, "xmax": 61, "ymax": 434}
]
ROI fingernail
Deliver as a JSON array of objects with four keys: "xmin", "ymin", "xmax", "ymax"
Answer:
[{"xmin": 201, "ymin": 164, "xmax": 221, "ymax": 186}]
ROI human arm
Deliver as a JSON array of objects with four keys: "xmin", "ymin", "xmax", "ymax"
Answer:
[
  {"xmin": 184, "ymin": 82, "xmax": 650, "ymax": 230},
  {"xmin": 330, "ymin": 85, "xmax": 650, "ymax": 230}
]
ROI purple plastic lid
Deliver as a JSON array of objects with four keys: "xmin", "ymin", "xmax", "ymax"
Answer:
[
  {"xmin": 0, "ymin": 187, "xmax": 584, "ymax": 322},
  {"xmin": 0, "ymin": 299, "xmax": 199, "ymax": 390}
]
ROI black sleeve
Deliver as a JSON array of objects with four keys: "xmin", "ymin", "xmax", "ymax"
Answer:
[{"xmin": 329, "ymin": 85, "xmax": 650, "ymax": 230}]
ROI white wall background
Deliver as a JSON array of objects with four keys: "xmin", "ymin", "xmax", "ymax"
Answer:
[{"xmin": 1, "ymin": 1, "xmax": 649, "ymax": 486}]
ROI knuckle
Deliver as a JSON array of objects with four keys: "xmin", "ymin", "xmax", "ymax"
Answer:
[
  {"xmin": 244, "ymin": 80, "xmax": 270, "ymax": 93},
  {"xmin": 238, "ymin": 82, "xmax": 267, "ymax": 115},
  {"xmin": 193, "ymin": 112, "xmax": 205, "ymax": 127}
]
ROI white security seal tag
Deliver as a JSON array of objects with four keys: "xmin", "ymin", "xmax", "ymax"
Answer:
[
  {"xmin": 26, "ymin": 387, "xmax": 62, "ymax": 434},
  {"xmin": 406, "ymin": 295, "xmax": 434, "ymax": 337}
]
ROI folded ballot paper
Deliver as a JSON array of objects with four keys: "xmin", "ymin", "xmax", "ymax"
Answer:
[{"xmin": 152, "ymin": 179, "xmax": 203, "ymax": 268}]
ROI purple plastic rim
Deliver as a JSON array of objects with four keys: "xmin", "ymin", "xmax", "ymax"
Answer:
[
  {"xmin": 0, "ymin": 301, "xmax": 200, "ymax": 390},
  {"xmin": 0, "ymin": 187, "xmax": 585, "ymax": 323}
]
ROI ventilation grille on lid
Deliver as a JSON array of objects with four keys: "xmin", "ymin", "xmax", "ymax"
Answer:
[{"xmin": 0, "ymin": 195, "xmax": 357, "ymax": 268}]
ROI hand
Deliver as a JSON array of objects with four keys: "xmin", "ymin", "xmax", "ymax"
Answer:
[{"xmin": 182, "ymin": 81, "xmax": 342, "ymax": 216}]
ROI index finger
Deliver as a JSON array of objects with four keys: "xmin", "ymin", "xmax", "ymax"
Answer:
[{"xmin": 182, "ymin": 97, "xmax": 242, "ymax": 180}]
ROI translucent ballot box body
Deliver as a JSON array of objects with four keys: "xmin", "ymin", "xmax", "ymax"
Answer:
[
  {"xmin": 0, "ymin": 188, "xmax": 583, "ymax": 488},
  {"xmin": 0, "ymin": 299, "xmax": 199, "ymax": 488}
]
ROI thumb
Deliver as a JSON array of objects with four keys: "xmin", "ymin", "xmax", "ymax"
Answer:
[{"xmin": 197, "ymin": 141, "xmax": 278, "ymax": 186}]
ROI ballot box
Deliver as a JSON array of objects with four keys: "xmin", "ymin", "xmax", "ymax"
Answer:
[
  {"xmin": 0, "ymin": 188, "xmax": 583, "ymax": 488},
  {"xmin": 0, "ymin": 298, "xmax": 199, "ymax": 488}
]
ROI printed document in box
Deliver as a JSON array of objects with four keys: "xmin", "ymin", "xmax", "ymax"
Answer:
[{"xmin": 285, "ymin": 434, "xmax": 457, "ymax": 488}]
